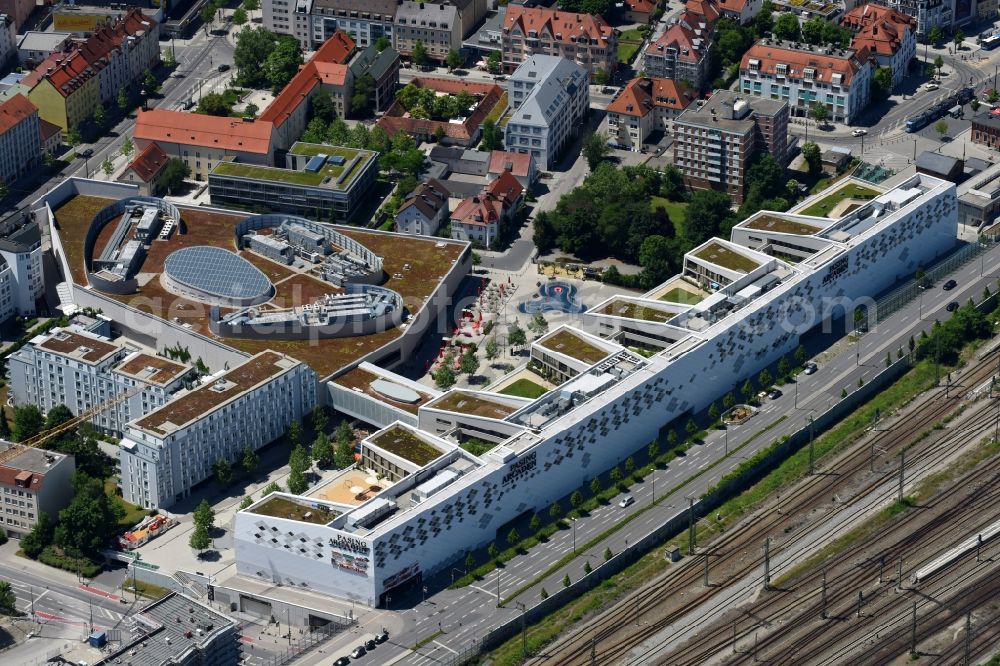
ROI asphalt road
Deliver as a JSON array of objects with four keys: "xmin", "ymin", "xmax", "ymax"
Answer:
[{"xmin": 344, "ymin": 241, "xmax": 1000, "ymax": 666}]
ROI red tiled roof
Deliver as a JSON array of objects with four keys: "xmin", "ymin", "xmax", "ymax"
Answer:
[
  {"xmin": 741, "ymin": 42, "xmax": 869, "ymax": 86},
  {"xmin": 503, "ymin": 6, "xmax": 616, "ymax": 48},
  {"xmin": 398, "ymin": 178, "xmax": 449, "ymax": 220},
  {"xmin": 487, "ymin": 169, "xmax": 523, "ymax": 202},
  {"xmin": 0, "ymin": 94, "xmax": 37, "ymax": 134},
  {"xmin": 126, "ymin": 142, "xmax": 169, "ymax": 182},
  {"xmin": 488, "ymin": 150, "xmax": 533, "ymax": 178},
  {"xmin": 717, "ymin": 0, "xmax": 750, "ymax": 14},
  {"xmin": 842, "ymin": 5, "xmax": 915, "ymax": 57},
  {"xmin": 376, "ymin": 77, "xmax": 503, "ymax": 143},
  {"xmin": 607, "ymin": 77, "xmax": 695, "ymax": 117},
  {"xmin": 259, "ymin": 31, "xmax": 355, "ymax": 128},
  {"xmin": 625, "ymin": 0, "xmax": 655, "ymax": 13},
  {"xmin": 646, "ymin": 17, "xmax": 711, "ymax": 63},
  {"xmin": 685, "ymin": 0, "xmax": 720, "ymax": 23},
  {"xmin": 452, "ymin": 171, "xmax": 522, "ymax": 227},
  {"xmin": 0, "ymin": 464, "xmax": 46, "ymax": 493},
  {"xmin": 38, "ymin": 117, "xmax": 61, "ymax": 142},
  {"xmin": 134, "ymin": 109, "xmax": 274, "ymax": 154}
]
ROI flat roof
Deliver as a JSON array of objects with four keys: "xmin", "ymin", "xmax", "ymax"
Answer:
[
  {"xmin": 426, "ymin": 390, "xmax": 519, "ymax": 419},
  {"xmin": 593, "ymin": 297, "xmax": 682, "ymax": 323},
  {"xmin": 539, "ymin": 329, "xmax": 614, "ymax": 365},
  {"xmin": 742, "ymin": 214, "xmax": 825, "ymax": 236},
  {"xmin": 333, "ymin": 366, "xmax": 435, "ymax": 414},
  {"xmin": 212, "ymin": 146, "xmax": 373, "ymax": 189},
  {"xmin": 132, "ymin": 351, "xmax": 299, "ymax": 436},
  {"xmin": 36, "ymin": 328, "xmax": 119, "ymax": 364},
  {"xmin": 692, "ymin": 241, "xmax": 762, "ymax": 273},
  {"xmin": 114, "ymin": 352, "xmax": 190, "ymax": 386},
  {"xmin": 369, "ymin": 426, "xmax": 445, "ymax": 467},
  {"xmin": 249, "ymin": 495, "xmax": 340, "ymax": 524},
  {"xmin": 0, "ymin": 441, "xmax": 67, "ymax": 474}
]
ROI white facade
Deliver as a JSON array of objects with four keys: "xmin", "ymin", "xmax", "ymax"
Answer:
[
  {"xmin": 0, "ymin": 221, "xmax": 43, "ymax": 320},
  {"xmin": 0, "ymin": 94, "xmax": 39, "ymax": 189},
  {"xmin": 235, "ymin": 174, "xmax": 959, "ymax": 606},
  {"xmin": 504, "ymin": 55, "xmax": 589, "ymax": 170},
  {"xmin": 267, "ymin": 0, "xmax": 396, "ymax": 50},
  {"xmin": 119, "ymin": 351, "xmax": 316, "ymax": 509}
]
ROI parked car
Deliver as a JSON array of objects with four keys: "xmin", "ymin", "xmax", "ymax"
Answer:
[
  {"xmin": 350, "ymin": 646, "xmax": 366, "ymax": 659},
  {"xmin": 375, "ymin": 631, "xmax": 389, "ymax": 644},
  {"xmin": 333, "ymin": 658, "xmax": 350, "ymax": 666},
  {"xmin": 217, "ymin": 63, "xmax": 230, "ymax": 72},
  {"xmin": 946, "ymin": 301, "xmax": 960, "ymax": 312},
  {"xmin": 851, "ymin": 128, "xmax": 867, "ymax": 136},
  {"xmin": 924, "ymin": 82, "xmax": 939, "ymax": 91},
  {"xmin": 618, "ymin": 495, "xmax": 635, "ymax": 508},
  {"xmin": 364, "ymin": 639, "xmax": 377, "ymax": 650},
  {"xmin": 943, "ymin": 279, "xmax": 957, "ymax": 291},
  {"xmin": 78, "ymin": 148, "xmax": 93, "ymax": 158},
  {"xmin": 767, "ymin": 388, "xmax": 783, "ymax": 400},
  {"xmin": 803, "ymin": 362, "xmax": 818, "ymax": 375}
]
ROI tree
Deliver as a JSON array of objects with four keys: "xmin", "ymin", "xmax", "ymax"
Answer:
[
  {"xmin": 683, "ymin": 189, "xmax": 733, "ymax": 248},
  {"xmin": 741, "ymin": 378, "xmax": 755, "ymax": 401},
  {"xmin": 120, "ymin": 136, "xmax": 134, "ymax": 159},
  {"xmin": 809, "ymin": 102, "xmax": 829, "ymax": 127},
  {"xmin": 21, "ymin": 511, "xmax": 53, "ymax": 558},
  {"xmin": 232, "ymin": 7, "xmax": 248, "ymax": 25},
  {"xmin": 570, "ymin": 490, "xmax": 584, "ymax": 510},
  {"xmin": 754, "ymin": 0, "xmax": 773, "ymax": 37},
  {"xmin": 934, "ymin": 119, "xmax": 948, "ymax": 138},
  {"xmin": 93, "ymin": 105, "xmax": 108, "ymax": 131},
  {"xmin": 794, "ymin": 345, "xmax": 807, "ymax": 366},
  {"xmin": 142, "ymin": 68, "xmax": 157, "ymax": 93},
  {"xmin": 528, "ymin": 312, "xmax": 549, "ymax": 336},
  {"xmin": 102, "ymin": 158, "xmax": 113, "ymax": 176},
  {"xmin": 239, "ymin": 495, "xmax": 254, "ymax": 510},
  {"xmin": 685, "ymin": 419, "xmax": 698, "ymax": 437},
  {"xmin": 243, "ymin": 0, "xmax": 261, "ymax": 13},
  {"xmin": 488, "ymin": 542, "xmax": 499, "ymax": 561},
  {"xmin": 200, "ymin": 4, "xmax": 217, "ymax": 28},
  {"xmin": 234, "ymin": 26, "xmax": 278, "ymax": 88},
  {"xmin": 778, "ymin": 356, "xmax": 791, "ymax": 379},
  {"xmin": 933, "ymin": 54, "xmax": 944, "ymax": 75},
  {"xmin": 43, "ymin": 404, "xmax": 73, "ymax": 431},
  {"xmin": 243, "ymin": 102, "xmax": 259, "ymax": 119},
  {"xmin": 163, "ymin": 47, "xmax": 176, "ymax": 67},
  {"xmin": 590, "ymin": 477, "xmax": 602, "ymax": 496},
  {"xmin": 610, "ymin": 466, "xmax": 623, "ymax": 486},
  {"xmin": 548, "ymin": 502, "xmax": 563, "ymax": 521},
  {"xmin": 289, "ymin": 441, "xmax": 309, "ymax": 476},
  {"xmin": 801, "ymin": 16, "xmax": 825, "ymax": 45},
  {"xmin": 460, "ymin": 350, "xmax": 480, "ymax": 376},
  {"xmin": 604, "ymin": 547, "xmax": 613, "ymax": 561},
  {"xmin": 594, "ymin": 68, "xmax": 609, "ymax": 85},
  {"xmin": 375, "ymin": 35, "xmax": 391, "ymax": 51},
  {"xmin": 989, "ymin": 89, "xmax": 999, "ymax": 104},
  {"xmin": 529, "ymin": 513, "xmax": 541, "ymax": 533},
  {"xmin": 723, "ymin": 392, "xmax": 736, "ymax": 410},
  {"xmin": 708, "ymin": 402, "xmax": 719, "ymax": 422},
  {"xmin": 639, "ymin": 235, "xmax": 676, "ymax": 287},
  {"xmin": 624, "ymin": 456, "xmax": 636, "ymax": 476},
  {"xmin": 972, "ymin": 98, "xmax": 981, "ymax": 112},
  {"xmin": 161, "ymin": 158, "xmax": 191, "ymax": 194},
  {"xmin": 563, "ymin": 573, "xmax": 571, "ymax": 588},
  {"xmin": 12, "ymin": 405, "xmax": 44, "ymax": 442},
  {"xmin": 927, "ymin": 26, "xmax": 942, "ymax": 45},
  {"xmin": 264, "ymin": 36, "xmax": 303, "ymax": 91},
  {"xmin": 773, "ymin": 12, "xmax": 801, "ymax": 41},
  {"xmin": 583, "ymin": 560, "xmax": 592, "ymax": 575},
  {"xmin": 648, "ymin": 440, "xmax": 660, "ymax": 461},
  {"xmin": 582, "ymin": 131, "xmax": 610, "ymax": 170},
  {"xmin": 487, "ymin": 50, "xmax": 501, "ymax": 74},
  {"xmin": 54, "ymin": 473, "xmax": 125, "ymax": 556},
  {"xmin": 540, "ymin": 587, "xmax": 549, "ymax": 599},
  {"xmin": 350, "ymin": 74, "xmax": 376, "ymax": 118},
  {"xmin": 196, "ymin": 92, "xmax": 231, "ymax": 116},
  {"xmin": 288, "ymin": 421, "xmax": 302, "ymax": 448},
  {"xmin": 759, "ymin": 368, "xmax": 773, "ymax": 388},
  {"xmin": 287, "ymin": 467, "xmax": 308, "ymax": 494},
  {"xmin": 801, "ymin": 141, "xmax": 821, "ymax": 175},
  {"xmin": 310, "ymin": 432, "xmax": 332, "ymax": 468},
  {"xmin": 508, "ymin": 321, "xmax": 527, "ymax": 351},
  {"xmin": 0, "ymin": 581, "xmax": 16, "ymax": 616},
  {"xmin": 241, "ymin": 445, "xmax": 259, "ymax": 475},
  {"xmin": 873, "ymin": 66, "xmax": 893, "ymax": 101},
  {"xmin": 189, "ymin": 523, "xmax": 211, "ymax": 553},
  {"xmin": 954, "ymin": 29, "xmax": 964, "ymax": 48},
  {"xmin": 666, "ymin": 430, "xmax": 678, "ymax": 449},
  {"xmin": 507, "ymin": 527, "xmax": 520, "ymax": 546},
  {"xmin": 485, "ymin": 338, "xmax": 499, "ymax": 362},
  {"xmin": 0, "ymin": 409, "xmax": 9, "ymax": 440},
  {"xmin": 194, "ymin": 499, "xmax": 216, "ymax": 531},
  {"xmin": 465, "ymin": 551, "xmax": 476, "ymax": 569},
  {"xmin": 435, "ymin": 364, "xmax": 456, "ymax": 389},
  {"xmin": 446, "ymin": 49, "xmax": 464, "ymax": 71},
  {"xmin": 67, "ymin": 127, "xmax": 81, "ymax": 147},
  {"xmin": 480, "ymin": 119, "xmax": 503, "ymax": 151},
  {"xmin": 412, "ymin": 40, "xmax": 428, "ymax": 67},
  {"xmin": 117, "ymin": 88, "xmax": 129, "ymax": 112},
  {"xmin": 213, "ymin": 458, "xmax": 233, "ymax": 485},
  {"xmin": 262, "ymin": 480, "xmax": 281, "ymax": 496}
]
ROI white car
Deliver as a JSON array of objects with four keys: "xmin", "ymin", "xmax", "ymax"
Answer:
[
  {"xmin": 851, "ymin": 128, "xmax": 867, "ymax": 136},
  {"xmin": 618, "ymin": 495, "xmax": 635, "ymax": 508},
  {"xmin": 924, "ymin": 83, "xmax": 940, "ymax": 91}
]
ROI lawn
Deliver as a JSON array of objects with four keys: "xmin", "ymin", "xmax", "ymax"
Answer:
[
  {"xmin": 619, "ymin": 28, "xmax": 646, "ymax": 42},
  {"xmin": 799, "ymin": 183, "xmax": 880, "ymax": 218},
  {"xmin": 106, "ymin": 479, "xmax": 148, "ymax": 529},
  {"xmin": 618, "ymin": 41, "xmax": 642, "ymax": 64},
  {"xmin": 499, "ymin": 378, "xmax": 549, "ymax": 399},
  {"xmin": 659, "ymin": 287, "xmax": 704, "ymax": 305},
  {"xmin": 694, "ymin": 241, "xmax": 761, "ymax": 273},
  {"xmin": 650, "ymin": 196, "xmax": 688, "ymax": 235},
  {"xmin": 213, "ymin": 151, "xmax": 371, "ymax": 189}
]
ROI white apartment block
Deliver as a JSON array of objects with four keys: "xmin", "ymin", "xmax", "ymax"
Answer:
[
  {"xmin": 504, "ymin": 55, "xmax": 589, "ymax": 170},
  {"xmin": 0, "ymin": 219, "xmax": 43, "ymax": 321},
  {"xmin": 0, "ymin": 93, "xmax": 40, "ymax": 188},
  {"xmin": 0, "ymin": 441, "xmax": 75, "ymax": 538},
  {"xmin": 8, "ymin": 325, "xmax": 193, "ymax": 436},
  {"xmin": 119, "ymin": 351, "xmax": 316, "ymax": 509},
  {"xmin": 270, "ymin": 0, "xmax": 397, "ymax": 50},
  {"xmin": 394, "ymin": 1, "xmax": 462, "ymax": 62},
  {"xmin": 740, "ymin": 39, "xmax": 872, "ymax": 124},
  {"xmin": 235, "ymin": 173, "xmax": 959, "ymax": 607}
]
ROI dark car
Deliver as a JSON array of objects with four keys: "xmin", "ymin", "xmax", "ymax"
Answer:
[
  {"xmin": 375, "ymin": 631, "xmax": 389, "ymax": 644},
  {"xmin": 365, "ymin": 639, "xmax": 377, "ymax": 650},
  {"xmin": 767, "ymin": 389, "xmax": 783, "ymax": 399},
  {"xmin": 333, "ymin": 658, "xmax": 350, "ymax": 666},
  {"xmin": 803, "ymin": 362, "xmax": 818, "ymax": 375},
  {"xmin": 943, "ymin": 279, "xmax": 957, "ymax": 291},
  {"xmin": 218, "ymin": 63, "xmax": 230, "ymax": 72},
  {"xmin": 946, "ymin": 301, "xmax": 960, "ymax": 312},
  {"xmin": 79, "ymin": 148, "xmax": 94, "ymax": 158},
  {"xmin": 350, "ymin": 646, "xmax": 366, "ymax": 659}
]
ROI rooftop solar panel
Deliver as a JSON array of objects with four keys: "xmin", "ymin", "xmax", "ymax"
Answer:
[
  {"xmin": 305, "ymin": 154, "xmax": 328, "ymax": 173},
  {"xmin": 164, "ymin": 246, "xmax": 272, "ymax": 304},
  {"xmin": 327, "ymin": 155, "xmax": 346, "ymax": 166}
]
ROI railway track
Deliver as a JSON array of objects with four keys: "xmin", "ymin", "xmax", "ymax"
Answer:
[
  {"xmin": 665, "ymin": 458, "xmax": 1000, "ymax": 665},
  {"xmin": 529, "ymin": 346, "xmax": 1000, "ymax": 666}
]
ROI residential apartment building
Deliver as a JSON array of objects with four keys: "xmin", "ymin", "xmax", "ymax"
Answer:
[
  {"xmin": 643, "ymin": 13, "xmax": 712, "ymax": 90},
  {"xmin": 0, "ymin": 218, "xmax": 43, "ymax": 321},
  {"xmin": 8, "ymin": 325, "xmax": 192, "ymax": 436},
  {"xmin": 841, "ymin": 4, "xmax": 915, "ymax": 89},
  {"xmin": 0, "ymin": 441, "xmax": 75, "ymax": 538},
  {"xmin": 606, "ymin": 77, "xmax": 695, "ymax": 150},
  {"xmin": 714, "ymin": 0, "xmax": 760, "ymax": 24},
  {"xmin": 270, "ymin": 0, "xmax": 397, "ymax": 50},
  {"xmin": 673, "ymin": 90, "xmax": 788, "ymax": 203},
  {"xmin": 0, "ymin": 14, "xmax": 15, "ymax": 70},
  {"xmin": 0, "ymin": 94, "xmax": 40, "ymax": 187},
  {"xmin": 740, "ymin": 38, "xmax": 872, "ymax": 124},
  {"xmin": 394, "ymin": 1, "xmax": 462, "ymax": 62},
  {"xmin": 487, "ymin": 150, "xmax": 537, "ymax": 189},
  {"xmin": 505, "ymin": 55, "xmax": 589, "ymax": 169},
  {"xmin": 117, "ymin": 142, "xmax": 169, "ymax": 196},
  {"xmin": 972, "ymin": 115, "xmax": 1000, "ymax": 150},
  {"xmin": 208, "ymin": 142, "xmax": 379, "ymax": 222},
  {"xmin": 0, "ymin": 0, "xmax": 33, "ymax": 32},
  {"xmin": 119, "ymin": 351, "xmax": 316, "ymax": 509},
  {"xmin": 19, "ymin": 8, "xmax": 160, "ymax": 131},
  {"xmin": 501, "ymin": 6, "xmax": 618, "ymax": 81},
  {"xmin": 450, "ymin": 170, "xmax": 523, "ymax": 246},
  {"xmin": 349, "ymin": 43, "xmax": 401, "ymax": 111},
  {"xmin": 395, "ymin": 178, "xmax": 451, "ymax": 235},
  {"xmin": 865, "ymin": 0, "xmax": 958, "ymax": 36}
]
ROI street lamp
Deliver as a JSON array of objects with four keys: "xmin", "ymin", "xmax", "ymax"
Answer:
[
  {"xmin": 571, "ymin": 518, "xmax": 577, "ymax": 554},
  {"xmin": 451, "ymin": 568, "xmax": 466, "ymax": 585}
]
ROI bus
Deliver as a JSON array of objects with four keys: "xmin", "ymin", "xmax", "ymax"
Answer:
[{"xmin": 981, "ymin": 34, "xmax": 1000, "ymax": 50}]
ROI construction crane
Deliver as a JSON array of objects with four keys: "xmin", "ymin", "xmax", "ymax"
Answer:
[{"xmin": 0, "ymin": 383, "xmax": 146, "ymax": 466}]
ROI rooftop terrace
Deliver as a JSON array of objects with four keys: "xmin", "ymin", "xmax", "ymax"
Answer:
[
  {"xmin": 369, "ymin": 426, "xmax": 445, "ymax": 467},
  {"xmin": 594, "ymin": 298, "xmax": 680, "ymax": 323},
  {"xmin": 133, "ymin": 351, "xmax": 295, "ymax": 435},
  {"xmin": 249, "ymin": 495, "xmax": 340, "ymax": 524},
  {"xmin": 692, "ymin": 241, "xmax": 761, "ymax": 273},
  {"xmin": 333, "ymin": 366, "xmax": 434, "ymax": 415},
  {"xmin": 427, "ymin": 390, "xmax": 519, "ymax": 420},
  {"xmin": 539, "ymin": 329, "xmax": 613, "ymax": 365},
  {"xmin": 742, "ymin": 214, "xmax": 825, "ymax": 236},
  {"xmin": 797, "ymin": 182, "xmax": 881, "ymax": 218}
]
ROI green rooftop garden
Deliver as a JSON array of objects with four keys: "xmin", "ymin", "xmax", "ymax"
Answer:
[
  {"xmin": 744, "ymin": 214, "xmax": 824, "ymax": 236},
  {"xmin": 498, "ymin": 378, "xmax": 549, "ymax": 399},
  {"xmin": 658, "ymin": 287, "xmax": 704, "ymax": 305},
  {"xmin": 540, "ymin": 329, "xmax": 611, "ymax": 365},
  {"xmin": 799, "ymin": 183, "xmax": 880, "ymax": 218},
  {"xmin": 370, "ymin": 427, "xmax": 444, "ymax": 467},
  {"xmin": 249, "ymin": 496, "xmax": 340, "ymax": 524},
  {"xmin": 213, "ymin": 148, "xmax": 371, "ymax": 189},
  {"xmin": 596, "ymin": 299, "xmax": 678, "ymax": 323},
  {"xmin": 693, "ymin": 242, "xmax": 761, "ymax": 273}
]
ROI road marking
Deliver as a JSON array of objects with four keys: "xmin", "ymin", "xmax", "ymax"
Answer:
[{"xmin": 433, "ymin": 640, "xmax": 458, "ymax": 654}]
